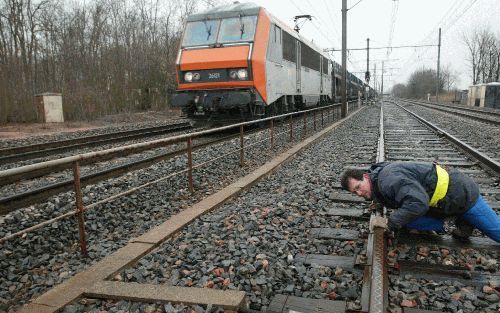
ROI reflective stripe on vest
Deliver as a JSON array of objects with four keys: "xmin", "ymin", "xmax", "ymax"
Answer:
[{"xmin": 429, "ymin": 165, "xmax": 449, "ymax": 207}]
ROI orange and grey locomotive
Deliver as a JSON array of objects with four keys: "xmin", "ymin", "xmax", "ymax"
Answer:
[{"xmin": 172, "ymin": 2, "xmax": 364, "ymax": 123}]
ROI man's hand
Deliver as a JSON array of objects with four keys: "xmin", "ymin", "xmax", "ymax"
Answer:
[
  {"xmin": 369, "ymin": 201, "xmax": 383, "ymax": 211},
  {"xmin": 369, "ymin": 216, "xmax": 388, "ymax": 232}
]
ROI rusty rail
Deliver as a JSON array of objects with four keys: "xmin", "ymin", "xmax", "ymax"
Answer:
[{"xmin": 365, "ymin": 101, "xmax": 388, "ymax": 312}]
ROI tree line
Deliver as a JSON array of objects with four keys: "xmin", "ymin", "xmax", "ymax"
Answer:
[
  {"xmin": 392, "ymin": 27, "xmax": 499, "ymax": 100},
  {"xmin": 463, "ymin": 28, "xmax": 499, "ymax": 85},
  {"xmin": 0, "ymin": 0, "xmax": 216, "ymax": 123}
]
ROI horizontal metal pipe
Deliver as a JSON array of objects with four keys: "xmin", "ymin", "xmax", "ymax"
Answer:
[{"xmin": 0, "ymin": 104, "xmax": 340, "ymax": 180}]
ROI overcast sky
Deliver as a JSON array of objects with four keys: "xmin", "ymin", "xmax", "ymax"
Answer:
[{"xmin": 232, "ymin": 0, "xmax": 499, "ymax": 91}]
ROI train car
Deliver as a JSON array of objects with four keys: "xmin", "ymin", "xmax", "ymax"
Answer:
[
  {"xmin": 172, "ymin": 2, "xmax": 363, "ymax": 123},
  {"xmin": 328, "ymin": 61, "xmax": 372, "ymax": 102},
  {"xmin": 331, "ymin": 61, "xmax": 342, "ymax": 102}
]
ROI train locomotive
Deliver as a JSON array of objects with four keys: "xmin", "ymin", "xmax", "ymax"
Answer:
[{"xmin": 172, "ymin": 2, "xmax": 371, "ymax": 123}]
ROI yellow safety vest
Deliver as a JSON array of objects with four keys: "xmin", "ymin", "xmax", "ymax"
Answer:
[{"xmin": 429, "ymin": 165, "xmax": 449, "ymax": 207}]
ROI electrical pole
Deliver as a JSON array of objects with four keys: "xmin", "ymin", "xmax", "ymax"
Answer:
[
  {"xmin": 341, "ymin": 0, "xmax": 347, "ymax": 118},
  {"xmin": 436, "ymin": 27, "xmax": 441, "ymax": 103},
  {"xmin": 365, "ymin": 38, "xmax": 370, "ymax": 102},
  {"xmin": 381, "ymin": 61, "xmax": 384, "ymax": 98},
  {"xmin": 374, "ymin": 63, "xmax": 377, "ymax": 97},
  {"xmin": 366, "ymin": 38, "xmax": 370, "ymax": 83}
]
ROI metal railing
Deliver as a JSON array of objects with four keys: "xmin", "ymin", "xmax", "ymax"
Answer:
[{"xmin": 0, "ymin": 101, "xmax": 363, "ymax": 254}]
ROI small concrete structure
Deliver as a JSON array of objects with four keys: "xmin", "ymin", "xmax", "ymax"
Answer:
[
  {"xmin": 34, "ymin": 93, "xmax": 64, "ymax": 123},
  {"xmin": 467, "ymin": 82, "xmax": 500, "ymax": 108}
]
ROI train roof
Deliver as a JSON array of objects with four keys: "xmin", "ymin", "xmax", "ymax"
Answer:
[
  {"xmin": 469, "ymin": 82, "xmax": 500, "ymax": 87},
  {"xmin": 187, "ymin": 2, "xmax": 332, "ymax": 61},
  {"xmin": 266, "ymin": 12, "xmax": 331, "ymax": 60},
  {"xmin": 187, "ymin": 2, "xmax": 261, "ymax": 22}
]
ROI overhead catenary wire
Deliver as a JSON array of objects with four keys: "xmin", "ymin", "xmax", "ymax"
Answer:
[
  {"xmin": 304, "ymin": 0, "xmax": 342, "ymax": 46},
  {"xmin": 385, "ymin": 0, "xmax": 399, "ymax": 58},
  {"xmin": 321, "ymin": 0, "xmax": 342, "ymax": 41},
  {"xmin": 291, "ymin": 0, "xmax": 367, "ymax": 76},
  {"xmin": 396, "ymin": 0, "xmax": 478, "ymax": 79},
  {"xmin": 288, "ymin": 0, "xmax": 337, "ymax": 48},
  {"xmin": 326, "ymin": 44, "xmax": 438, "ymax": 52},
  {"xmin": 348, "ymin": 0, "xmax": 364, "ymax": 11}
]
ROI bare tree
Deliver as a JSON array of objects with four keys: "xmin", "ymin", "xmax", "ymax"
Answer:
[
  {"xmin": 463, "ymin": 27, "xmax": 500, "ymax": 85},
  {"xmin": 441, "ymin": 64, "xmax": 458, "ymax": 92},
  {"xmin": 0, "ymin": 0, "xmax": 229, "ymax": 122},
  {"xmin": 391, "ymin": 83, "xmax": 407, "ymax": 98}
]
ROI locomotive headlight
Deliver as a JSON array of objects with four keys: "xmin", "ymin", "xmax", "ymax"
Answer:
[
  {"xmin": 192, "ymin": 72, "xmax": 201, "ymax": 81},
  {"xmin": 184, "ymin": 72, "xmax": 193, "ymax": 82},
  {"xmin": 229, "ymin": 70, "xmax": 238, "ymax": 79},
  {"xmin": 237, "ymin": 69, "xmax": 248, "ymax": 80}
]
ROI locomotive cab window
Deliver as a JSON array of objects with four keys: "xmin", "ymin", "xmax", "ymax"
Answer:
[
  {"xmin": 282, "ymin": 31, "xmax": 296, "ymax": 63},
  {"xmin": 274, "ymin": 25, "xmax": 281, "ymax": 43},
  {"xmin": 218, "ymin": 16, "xmax": 257, "ymax": 43},
  {"xmin": 182, "ymin": 20, "xmax": 220, "ymax": 47},
  {"xmin": 301, "ymin": 44, "xmax": 320, "ymax": 71}
]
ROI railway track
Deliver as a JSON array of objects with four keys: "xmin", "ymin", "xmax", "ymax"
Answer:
[
  {"xmin": 2, "ymin": 102, "xmax": 361, "ymax": 313},
  {"xmin": 396, "ymin": 98, "xmax": 500, "ymax": 164},
  {"xmin": 398, "ymin": 98, "xmax": 500, "ymax": 126},
  {"xmin": 0, "ymin": 105, "xmax": 347, "ymax": 214},
  {"xmin": 6, "ymin": 101, "xmax": 499, "ymax": 313},
  {"xmin": 0, "ymin": 126, "xmax": 277, "ymax": 214},
  {"xmin": 373, "ymin": 101, "xmax": 499, "ymax": 312},
  {"xmin": 0, "ymin": 121, "xmax": 192, "ymax": 167}
]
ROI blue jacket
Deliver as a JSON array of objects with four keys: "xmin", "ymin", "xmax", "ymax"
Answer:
[{"xmin": 368, "ymin": 162, "xmax": 480, "ymax": 230}]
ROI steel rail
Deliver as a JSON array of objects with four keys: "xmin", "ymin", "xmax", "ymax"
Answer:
[
  {"xmin": 0, "ymin": 104, "xmax": 344, "ymax": 214},
  {"xmin": 0, "ymin": 122, "xmax": 192, "ymax": 158},
  {"xmin": 0, "ymin": 104, "xmax": 341, "ymax": 181},
  {"xmin": 0, "ymin": 128, "xmax": 262, "ymax": 214},
  {"xmin": 379, "ymin": 101, "xmax": 500, "ymax": 312},
  {"xmin": 0, "ymin": 103, "xmax": 348, "ymax": 243},
  {"xmin": 0, "ymin": 123, "xmax": 192, "ymax": 166},
  {"xmin": 14, "ymin": 104, "xmax": 369, "ymax": 313},
  {"xmin": 396, "ymin": 103, "xmax": 500, "ymax": 177},
  {"xmin": 400, "ymin": 97, "xmax": 500, "ymax": 116},
  {"xmin": 366, "ymin": 101, "xmax": 389, "ymax": 313},
  {"xmin": 400, "ymin": 99, "xmax": 500, "ymax": 126},
  {"xmin": 0, "ymin": 166, "xmax": 191, "ymax": 244}
]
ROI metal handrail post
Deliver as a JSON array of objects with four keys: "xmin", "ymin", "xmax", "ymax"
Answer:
[
  {"xmin": 303, "ymin": 112, "xmax": 307, "ymax": 137},
  {"xmin": 239, "ymin": 125, "xmax": 244, "ymax": 166},
  {"xmin": 313, "ymin": 111, "xmax": 316, "ymax": 131},
  {"xmin": 187, "ymin": 137, "xmax": 193, "ymax": 193},
  {"xmin": 72, "ymin": 161, "xmax": 87, "ymax": 256},
  {"xmin": 270, "ymin": 119, "xmax": 274, "ymax": 148}
]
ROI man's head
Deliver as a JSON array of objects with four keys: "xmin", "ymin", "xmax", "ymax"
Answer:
[{"xmin": 340, "ymin": 169, "xmax": 372, "ymax": 200}]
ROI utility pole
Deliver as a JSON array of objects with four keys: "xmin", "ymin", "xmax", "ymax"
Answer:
[
  {"xmin": 341, "ymin": 0, "xmax": 347, "ymax": 118},
  {"xmin": 365, "ymin": 38, "xmax": 370, "ymax": 102},
  {"xmin": 374, "ymin": 63, "xmax": 377, "ymax": 97},
  {"xmin": 381, "ymin": 61, "xmax": 384, "ymax": 98},
  {"xmin": 436, "ymin": 27, "xmax": 441, "ymax": 103},
  {"xmin": 365, "ymin": 38, "xmax": 370, "ymax": 83}
]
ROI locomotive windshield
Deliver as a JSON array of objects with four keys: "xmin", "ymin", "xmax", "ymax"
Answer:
[
  {"xmin": 182, "ymin": 20, "xmax": 220, "ymax": 46},
  {"xmin": 218, "ymin": 16, "xmax": 257, "ymax": 43},
  {"xmin": 182, "ymin": 15, "xmax": 257, "ymax": 47}
]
